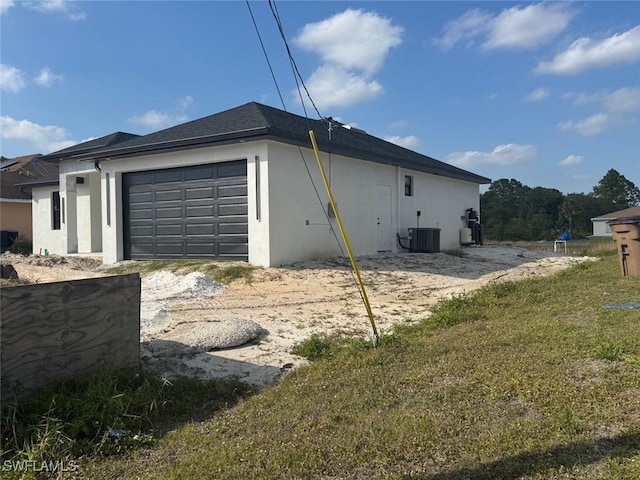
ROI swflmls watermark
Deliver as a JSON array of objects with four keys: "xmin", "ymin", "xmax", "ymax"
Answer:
[{"xmin": 2, "ymin": 460, "xmax": 79, "ymax": 473}]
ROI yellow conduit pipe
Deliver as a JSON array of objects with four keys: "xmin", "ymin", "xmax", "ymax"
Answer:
[{"xmin": 308, "ymin": 130, "xmax": 380, "ymax": 346}]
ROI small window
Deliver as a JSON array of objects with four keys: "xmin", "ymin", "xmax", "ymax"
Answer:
[
  {"xmin": 52, "ymin": 191, "xmax": 61, "ymax": 230},
  {"xmin": 404, "ymin": 175, "xmax": 413, "ymax": 196}
]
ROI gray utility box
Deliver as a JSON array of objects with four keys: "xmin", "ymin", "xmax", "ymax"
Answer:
[{"xmin": 409, "ymin": 228, "xmax": 441, "ymax": 253}]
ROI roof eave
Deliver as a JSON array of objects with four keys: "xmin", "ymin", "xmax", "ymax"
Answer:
[{"xmin": 75, "ymin": 127, "xmax": 271, "ymax": 162}]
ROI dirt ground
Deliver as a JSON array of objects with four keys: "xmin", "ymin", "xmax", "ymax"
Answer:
[{"xmin": 2, "ymin": 247, "xmax": 594, "ymax": 388}]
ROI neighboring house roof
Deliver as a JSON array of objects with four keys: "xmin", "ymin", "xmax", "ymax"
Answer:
[
  {"xmin": 42, "ymin": 102, "xmax": 491, "ymax": 185},
  {"xmin": 591, "ymin": 206, "xmax": 640, "ymax": 221},
  {"xmin": 0, "ymin": 154, "xmax": 59, "ymax": 200},
  {"xmin": 39, "ymin": 131, "xmax": 141, "ymax": 162}
]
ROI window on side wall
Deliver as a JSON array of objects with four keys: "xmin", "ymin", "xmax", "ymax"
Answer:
[
  {"xmin": 404, "ymin": 175, "xmax": 413, "ymax": 196},
  {"xmin": 52, "ymin": 191, "xmax": 61, "ymax": 230}
]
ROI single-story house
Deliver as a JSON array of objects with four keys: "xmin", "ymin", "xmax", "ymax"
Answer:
[
  {"xmin": 33, "ymin": 101, "xmax": 491, "ymax": 267},
  {"xmin": 591, "ymin": 206, "xmax": 640, "ymax": 237},
  {"xmin": 0, "ymin": 154, "xmax": 58, "ymax": 243}
]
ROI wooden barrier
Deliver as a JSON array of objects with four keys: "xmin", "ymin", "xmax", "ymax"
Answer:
[{"xmin": 1, "ymin": 273, "xmax": 140, "ymax": 397}]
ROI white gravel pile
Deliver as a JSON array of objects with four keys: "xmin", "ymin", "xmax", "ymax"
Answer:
[
  {"xmin": 141, "ymin": 271, "xmax": 224, "ymax": 335},
  {"xmin": 188, "ymin": 319, "xmax": 264, "ymax": 351}
]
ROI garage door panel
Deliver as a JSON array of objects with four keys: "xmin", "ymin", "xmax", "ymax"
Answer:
[
  {"xmin": 185, "ymin": 205, "xmax": 215, "ymax": 218},
  {"xmin": 156, "ymin": 224, "xmax": 183, "ymax": 236},
  {"xmin": 186, "ymin": 244, "xmax": 215, "ymax": 255},
  {"xmin": 219, "ymin": 204, "xmax": 248, "ymax": 216},
  {"xmin": 155, "ymin": 189, "xmax": 182, "ymax": 202},
  {"xmin": 186, "ymin": 186, "xmax": 215, "ymax": 199},
  {"xmin": 129, "ymin": 225, "xmax": 154, "ymax": 236},
  {"xmin": 218, "ymin": 184, "xmax": 248, "ymax": 198},
  {"xmin": 129, "ymin": 208, "xmax": 153, "ymax": 220},
  {"xmin": 124, "ymin": 161, "xmax": 248, "ymax": 261},
  {"xmin": 219, "ymin": 243, "xmax": 249, "ymax": 256},
  {"xmin": 155, "ymin": 170, "xmax": 182, "ymax": 183},
  {"xmin": 185, "ymin": 165, "xmax": 215, "ymax": 181},
  {"xmin": 130, "ymin": 243, "xmax": 155, "ymax": 255},
  {"xmin": 127, "ymin": 173, "xmax": 154, "ymax": 186},
  {"xmin": 186, "ymin": 224, "xmax": 215, "ymax": 235},
  {"xmin": 156, "ymin": 243, "xmax": 185, "ymax": 255},
  {"xmin": 129, "ymin": 191, "xmax": 153, "ymax": 203},
  {"xmin": 217, "ymin": 161, "xmax": 247, "ymax": 178},
  {"xmin": 156, "ymin": 207, "xmax": 183, "ymax": 219}
]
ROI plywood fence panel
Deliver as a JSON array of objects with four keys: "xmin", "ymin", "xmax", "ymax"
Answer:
[{"xmin": 1, "ymin": 273, "xmax": 140, "ymax": 396}]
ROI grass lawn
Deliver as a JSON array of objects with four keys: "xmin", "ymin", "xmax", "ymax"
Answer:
[{"xmin": 3, "ymin": 247, "xmax": 639, "ymax": 479}]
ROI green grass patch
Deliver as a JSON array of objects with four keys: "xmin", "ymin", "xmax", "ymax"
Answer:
[
  {"xmin": 0, "ymin": 369, "xmax": 254, "ymax": 478},
  {"xmin": 22, "ymin": 248, "xmax": 640, "ymax": 479}
]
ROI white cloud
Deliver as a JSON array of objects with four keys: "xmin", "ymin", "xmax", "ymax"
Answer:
[
  {"xmin": 384, "ymin": 135, "xmax": 420, "ymax": 150},
  {"xmin": 433, "ymin": 9, "xmax": 491, "ymax": 50},
  {"xmin": 294, "ymin": 9, "xmax": 401, "ymax": 110},
  {"xmin": 536, "ymin": 25, "xmax": 640, "ymax": 75},
  {"xmin": 0, "ymin": 116, "xmax": 76, "ymax": 153},
  {"xmin": 128, "ymin": 110, "xmax": 188, "ymax": 130},
  {"xmin": 295, "ymin": 9, "xmax": 403, "ymax": 76},
  {"xmin": 600, "ymin": 87, "xmax": 640, "ymax": 113},
  {"xmin": 526, "ymin": 87, "xmax": 549, "ymax": 102},
  {"xmin": 559, "ymin": 87, "xmax": 640, "ymax": 136},
  {"xmin": 559, "ymin": 113, "xmax": 611, "ymax": 136},
  {"xmin": 0, "ymin": 0, "xmax": 14, "ymax": 15},
  {"xmin": 484, "ymin": 4, "xmax": 573, "ymax": 49},
  {"xmin": 177, "ymin": 95, "xmax": 194, "ymax": 110},
  {"xmin": 129, "ymin": 95, "xmax": 193, "ymax": 130},
  {"xmin": 129, "ymin": 95, "xmax": 194, "ymax": 130},
  {"xmin": 0, "ymin": 64, "xmax": 26, "ymax": 93},
  {"xmin": 565, "ymin": 87, "xmax": 640, "ymax": 113},
  {"xmin": 446, "ymin": 143, "xmax": 536, "ymax": 168},
  {"xmin": 559, "ymin": 154, "xmax": 583, "ymax": 166},
  {"xmin": 302, "ymin": 64, "xmax": 383, "ymax": 110},
  {"xmin": 27, "ymin": 0, "xmax": 87, "ymax": 21},
  {"xmin": 34, "ymin": 67, "xmax": 63, "ymax": 87},
  {"xmin": 435, "ymin": 3, "xmax": 573, "ymax": 50}
]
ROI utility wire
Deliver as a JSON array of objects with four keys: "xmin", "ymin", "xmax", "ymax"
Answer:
[
  {"xmin": 268, "ymin": 0, "xmax": 323, "ymax": 120},
  {"xmin": 245, "ymin": 0, "xmax": 285, "ymax": 108},
  {"xmin": 246, "ymin": 0, "xmax": 373, "ymax": 325}
]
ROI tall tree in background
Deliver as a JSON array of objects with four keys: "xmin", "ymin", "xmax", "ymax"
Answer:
[
  {"xmin": 480, "ymin": 169, "xmax": 638, "ymax": 241},
  {"xmin": 480, "ymin": 179, "xmax": 530, "ymax": 240},
  {"xmin": 558, "ymin": 193, "xmax": 601, "ymax": 238},
  {"xmin": 592, "ymin": 169, "xmax": 640, "ymax": 211}
]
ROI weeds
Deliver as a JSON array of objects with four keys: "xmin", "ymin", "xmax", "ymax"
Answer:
[
  {"xmin": 0, "ymin": 369, "xmax": 254, "ymax": 467},
  {"xmin": 105, "ymin": 261, "xmax": 258, "ymax": 284}
]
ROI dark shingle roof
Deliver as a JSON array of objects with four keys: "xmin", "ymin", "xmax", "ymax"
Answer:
[
  {"xmin": 0, "ymin": 155, "xmax": 59, "ymax": 199},
  {"xmin": 47, "ymin": 102, "xmax": 491, "ymax": 184},
  {"xmin": 40, "ymin": 131, "xmax": 140, "ymax": 162}
]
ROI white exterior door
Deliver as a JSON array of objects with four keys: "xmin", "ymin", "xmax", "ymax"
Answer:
[{"xmin": 376, "ymin": 184, "xmax": 392, "ymax": 251}]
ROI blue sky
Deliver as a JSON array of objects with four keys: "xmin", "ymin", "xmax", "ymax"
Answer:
[{"xmin": 1, "ymin": 1, "xmax": 638, "ymax": 194}]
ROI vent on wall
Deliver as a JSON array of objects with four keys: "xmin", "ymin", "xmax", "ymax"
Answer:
[{"xmin": 76, "ymin": 177, "xmax": 85, "ymax": 184}]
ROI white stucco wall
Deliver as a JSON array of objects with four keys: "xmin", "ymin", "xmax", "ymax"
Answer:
[
  {"xmin": 264, "ymin": 142, "xmax": 481, "ymax": 265},
  {"xmin": 399, "ymin": 171, "xmax": 480, "ymax": 249},
  {"xmin": 32, "ymin": 185, "xmax": 63, "ymax": 255},
  {"xmin": 76, "ymin": 172, "xmax": 102, "ymax": 253},
  {"xmin": 265, "ymin": 142, "xmax": 339, "ymax": 266}
]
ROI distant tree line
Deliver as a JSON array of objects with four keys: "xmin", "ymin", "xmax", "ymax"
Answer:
[{"xmin": 480, "ymin": 169, "xmax": 640, "ymax": 241}]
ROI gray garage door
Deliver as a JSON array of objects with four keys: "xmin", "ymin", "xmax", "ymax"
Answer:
[{"xmin": 123, "ymin": 160, "xmax": 248, "ymax": 260}]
